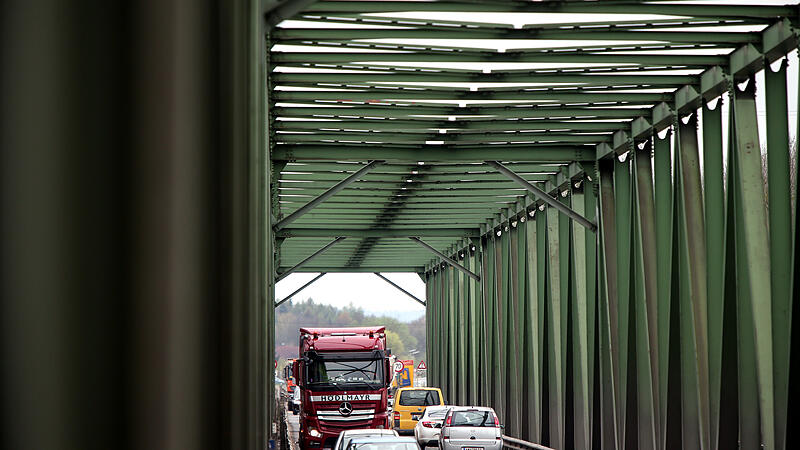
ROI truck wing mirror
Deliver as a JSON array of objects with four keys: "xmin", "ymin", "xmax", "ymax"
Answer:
[{"xmin": 292, "ymin": 360, "xmax": 301, "ymax": 386}]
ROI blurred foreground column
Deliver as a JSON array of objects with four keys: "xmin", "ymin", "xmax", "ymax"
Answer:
[{"xmin": 0, "ymin": 1, "xmax": 271, "ymax": 449}]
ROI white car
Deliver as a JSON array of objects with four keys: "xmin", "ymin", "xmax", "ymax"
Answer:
[
  {"xmin": 413, "ymin": 406, "xmax": 450, "ymax": 447},
  {"xmin": 346, "ymin": 436, "xmax": 421, "ymax": 450},
  {"xmin": 334, "ymin": 429, "xmax": 399, "ymax": 450},
  {"xmin": 438, "ymin": 407, "xmax": 502, "ymax": 450}
]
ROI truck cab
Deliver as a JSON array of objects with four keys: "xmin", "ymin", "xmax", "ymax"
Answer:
[{"xmin": 293, "ymin": 327, "xmax": 392, "ymax": 449}]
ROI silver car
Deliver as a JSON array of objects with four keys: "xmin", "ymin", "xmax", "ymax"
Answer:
[
  {"xmin": 413, "ymin": 406, "xmax": 450, "ymax": 447},
  {"xmin": 334, "ymin": 429, "xmax": 399, "ymax": 450},
  {"xmin": 438, "ymin": 407, "xmax": 502, "ymax": 450},
  {"xmin": 346, "ymin": 436, "xmax": 421, "ymax": 450}
]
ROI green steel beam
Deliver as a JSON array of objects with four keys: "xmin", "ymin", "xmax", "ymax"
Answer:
[
  {"xmin": 272, "ymin": 145, "xmax": 596, "ymax": 162},
  {"xmin": 272, "ymin": 105, "xmax": 653, "ymax": 120},
  {"xmin": 277, "ymin": 228, "xmax": 480, "ymax": 238},
  {"xmin": 410, "ymin": 237, "xmax": 480, "ymax": 282},
  {"xmin": 765, "ymin": 59, "xmax": 792, "ymax": 450},
  {"xmin": 278, "ymin": 266, "xmax": 425, "ymax": 273},
  {"xmin": 486, "ymin": 161, "xmax": 597, "ymax": 231},
  {"xmin": 276, "ymin": 132, "xmax": 610, "ymax": 145},
  {"xmin": 276, "ymin": 237, "xmax": 347, "ymax": 281},
  {"xmin": 273, "ymin": 160, "xmax": 383, "ymax": 230},
  {"xmin": 280, "ymin": 172, "xmax": 556, "ymax": 182},
  {"xmin": 273, "ymin": 89, "xmax": 673, "ymax": 104},
  {"xmin": 272, "ymin": 72, "xmax": 698, "ymax": 86},
  {"xmin": 273, "ymin": 28, "xmax": 760, "ymax": 44},
  {"xmin": 295, "ymin": 14, "xmax": 764, "ymax": 33},
  {"xmin": 276, "ymin": 119, "xmax": 630, "ymax": 133},
  {"xmin": 732, "ymin": 76, "xmax": 775, "ymax": 450},
  {"xmin": 303, "ymin": 2, "xmax": 797, "ymax": 17},
  {"xmin": 272, "ymin": 51, "xmax": 727, "ymax": 66}
]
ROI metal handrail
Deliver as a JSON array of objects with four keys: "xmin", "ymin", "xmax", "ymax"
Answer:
[{"xmin": 502, "ymin": 434, "xmax": 555, "ymax": 450}]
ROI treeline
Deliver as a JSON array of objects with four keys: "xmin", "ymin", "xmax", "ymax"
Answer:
[{"xmin": 276, "ymin": 298, "xmax": 426, "ymax": 370}]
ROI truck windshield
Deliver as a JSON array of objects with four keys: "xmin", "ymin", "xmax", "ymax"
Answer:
[{"xmin": 307, "ymin": 355, "xmax": 383, "ymax": 387}]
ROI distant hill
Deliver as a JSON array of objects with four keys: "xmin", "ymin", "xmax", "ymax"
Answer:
[{"xmin": 275, "ymin": 298, "xmax": 426, "ymax": 366}]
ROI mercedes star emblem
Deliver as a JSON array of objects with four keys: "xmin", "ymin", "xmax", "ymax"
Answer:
[{"xmin": 338, "ymin": 402, "xmax": 353, "ymax": 417}]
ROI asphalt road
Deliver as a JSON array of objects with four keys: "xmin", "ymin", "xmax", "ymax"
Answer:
[{"xmin": 286, "ymin": 412, "xmax": 301, "ymax": 450}]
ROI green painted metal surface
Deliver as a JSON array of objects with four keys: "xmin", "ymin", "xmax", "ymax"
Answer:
[{"xmin": 267, "ymin": 2, "xmax": 800, "ymax": 448}]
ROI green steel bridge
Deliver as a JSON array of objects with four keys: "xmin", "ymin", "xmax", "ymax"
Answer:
[{"xmin": 2, "ymin": 1, "xmax": 799, "ymax": 450}]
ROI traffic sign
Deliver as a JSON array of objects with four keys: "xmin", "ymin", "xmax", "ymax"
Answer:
[
  {"xmin": 417, "ymin": 361, "xmax": 426, "ymax": 370},
  {"xmin": 393, "ymin": 361, "xmax": 404, "ymax": 373}
]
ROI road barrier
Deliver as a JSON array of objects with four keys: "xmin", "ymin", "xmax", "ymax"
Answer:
[{"xmin": 502, "ymin": 435, "xmax": 555, "ymax": 450}]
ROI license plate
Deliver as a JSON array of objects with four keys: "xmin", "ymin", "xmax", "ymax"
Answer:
[
  {"xmin": 462, "ymin": 447, "xmax": 482, "ymax": 450},
  {"xmin": 411, "ymin": 413, "xmax": 422, "ymax": 420}
]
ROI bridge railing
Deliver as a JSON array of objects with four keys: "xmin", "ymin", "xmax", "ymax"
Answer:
[{"xmin": 502, "ymin": 434, "xmax": 555, "ymax": 450}]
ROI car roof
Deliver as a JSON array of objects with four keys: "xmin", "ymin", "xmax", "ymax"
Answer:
[
  {"xmin": 342, "ymin": 429, "xmax": 397, "ymax": 436},
  {"xmin": 397, "ymin": 387, "xmax": 440, "ymax": 392},
  {"xmin": 348, "ymin": 436, "xmax": 417, "ymax": 444}
]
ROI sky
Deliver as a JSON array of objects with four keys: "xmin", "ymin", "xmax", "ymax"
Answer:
[
  {"xmin": 275, "ymin": 1, "xmax": 800, "ymax": 320},
  {"xmin": 275, "ymin": 272, "xmax": 427, "ymax": 321}
]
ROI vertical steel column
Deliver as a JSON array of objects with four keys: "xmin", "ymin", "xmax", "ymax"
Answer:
[
  {"xmin": 495, "ymin": 229, "xmax": 508, "ymax": 425},
  {"xmin": 525, "ymin": 212, "xmax": 546, "ymax": 442},
  {"xmin": 448, "ymin": 264, "xmax": 457, "ymax": 401},
  {"xmin": 632, "ymin": 140, "xmax": 660, "ymax": 450},
  {"xmin": 507, "ymin": 221, "xmax": 523, "ymax": 436},
  {"xmin": 428, "ymin": 271, "xmax": 435, "ymax": 386},
  {"xmin": 598, "ymin": 159, "xmax": 622, "ymax": 449},
  {"xmin": 546, "ymin": 204, "xmax": 565, "ymax": 449},
  {"xmin": 570, "ymin": 179, "xmax": 592, "ymax": 450},
  {"xmin": 732, "ymin": 76, "xmax": 775, "ymax": 450},
  {"xmin": 456, "ymin": 250, "xmax": 468, "ymax": 406},
  {"xmin": 728, "ymin": 99, "xmax": 761, "ymax": 450},
  {"xmin": 702, "ymin": 97, "xmax": 725, "ymax": 450},
  {"xmin": 653, "ymin": 129, "xmax": 674, "ymax": 450},
  {"xmin": 765, "ymin": 60, "xmax": 792, "ymax": 450},
  {"xmin": 481, "ymin": 236, "xmax": 494, "ymax": 407},
  {"xmin": 614, "ymin": 156, "xmax": 634, "ymax": 448},
  {"xmin": 581, "ymin": 170, "xmax": 599, "ymax": 450},
  {"xmin": 676, "ymin": 111, "xmax": 711, "ymax": 450},
  {"xmin": 468, "ymin": 240, "xmax": 481, "ymax": 406}
]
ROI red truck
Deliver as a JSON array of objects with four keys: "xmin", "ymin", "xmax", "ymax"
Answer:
[{"xmin": 292, "ymin": 327, "xmax": 392, "ymax": 449}]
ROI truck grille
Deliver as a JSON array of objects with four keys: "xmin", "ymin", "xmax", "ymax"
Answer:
[{"xmin": 318, "ymin": 408, "xmax": 375, "ymax": 422}]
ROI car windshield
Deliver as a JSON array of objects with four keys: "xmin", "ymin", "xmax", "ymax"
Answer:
[
  {"xmin": 342, "ymin": 435, "xmax": 390, "ymax": 450},
  {"xmin": 399, "ymin": 390, "xmax": 440, "ymax": 406},
  {"xmin": 449, "ymin": 410, "xmax": 495, "ymax": 427},
  {"xmin": 426, "ymin": 410, "xmax": 448, "ymax": 419},
  {"xmin": 349, "ymin": 443, "xmax": 418, "ymax": 450},
  {"xmin": 307, "ymin": 356, "xmax": 383, "ymax": 387}
]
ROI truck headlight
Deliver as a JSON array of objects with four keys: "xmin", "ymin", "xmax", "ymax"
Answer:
[{"xmin": 309, "ymin": 428, "xmax": 322, "ymax": 438}]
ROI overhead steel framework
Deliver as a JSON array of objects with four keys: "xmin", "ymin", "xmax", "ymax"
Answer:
[{"xmin": 268, "ymin": 2, "xmax": 800, "ymax": 449}]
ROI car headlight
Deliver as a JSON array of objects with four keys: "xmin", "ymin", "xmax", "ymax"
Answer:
[{"xmin": 309, "ymin": 428, "xmax": 322, "ymax": 438}]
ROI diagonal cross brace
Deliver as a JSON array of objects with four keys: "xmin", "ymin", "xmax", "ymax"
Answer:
[
  {"xmin": 275, "ymin": 273, "xmax": 326, "ymax": 308},
  {"xmin": 409, "ymin": 237, "xmax": 480, "ymax": 282},
  {"xmin": 373, "ymin": 272, "xmax": 426, "ymax": 306},
  {"xmin": 273, "ymin": 160, "xmax": 384, "ymax": 231},
  {"xmin": 485, "ymin": 160, "xmax": 598, "ymax": 232},
  {"xmin": 276, "ymin": 237, "xmax": 346, "ymax": 282}
]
